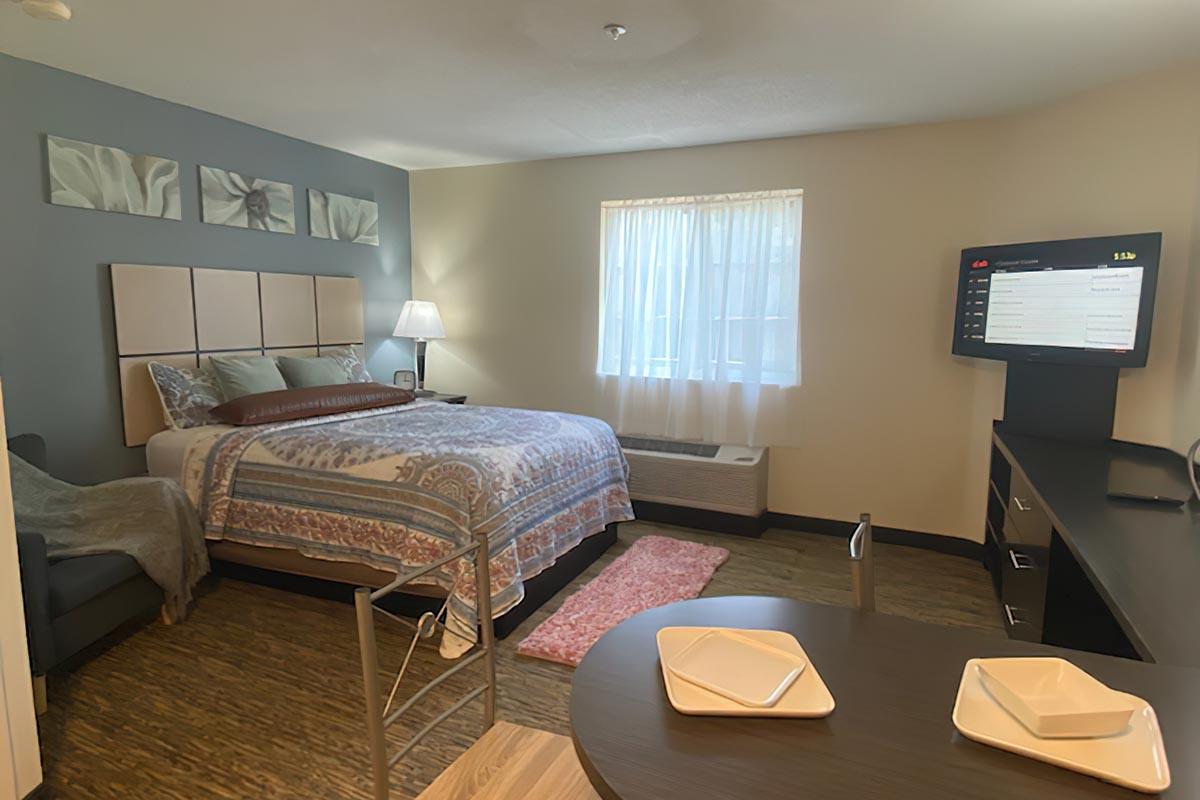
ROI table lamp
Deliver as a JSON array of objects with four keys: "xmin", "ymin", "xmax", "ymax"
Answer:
[{"xmin": 393, "ymin": 300, "xmax": 445, "ymax": 396}]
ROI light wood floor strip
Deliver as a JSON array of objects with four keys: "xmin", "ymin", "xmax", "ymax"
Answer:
[
  {"xmin": 416, "ymin": 721, "xmax": 598, "ymax": 800},
  {"xmin": 36, "ymin": 522, "xmax": 1001, "ymax": 798}
]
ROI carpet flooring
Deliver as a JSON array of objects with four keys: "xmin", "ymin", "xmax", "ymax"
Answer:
[{"xmin": 35, "ymin": 522, "xmax": 1003, "ymax": 799}]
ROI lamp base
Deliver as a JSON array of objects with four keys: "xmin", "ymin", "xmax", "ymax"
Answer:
[
  {"xmin": 413, "ymin": 389, "xmax": 436, "ymax": 398},
  {"xmin": 415, "ymin": 338, "xmax": 428, "ymax": 392}
]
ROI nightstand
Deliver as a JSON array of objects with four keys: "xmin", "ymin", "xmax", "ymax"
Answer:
[{"xmin": 416, "ymin": 391, "xmax": 467, "ymax": 404}]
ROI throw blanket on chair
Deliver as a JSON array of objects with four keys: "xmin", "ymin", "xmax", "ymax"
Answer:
[{"xmin": 9, "ymin": 455, "xmax": 209, "ymax": 621}]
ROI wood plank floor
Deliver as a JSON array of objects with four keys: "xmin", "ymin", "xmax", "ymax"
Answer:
[
  {"xmin": 414, "ymin": 721, "xmax": 599, "ymax": 800},
  {"xmin": 36, "ymin": 522, "xmax": 1002, "ymax": 799}
]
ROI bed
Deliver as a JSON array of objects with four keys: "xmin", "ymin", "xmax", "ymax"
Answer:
[{"xmin": 114, "ymin": 263, "xmax": 633, "ymax": 648}]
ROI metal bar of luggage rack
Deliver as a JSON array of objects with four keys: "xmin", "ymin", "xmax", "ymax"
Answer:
[
  {"xmin": 849, "ymin": 512, "xmax": 875, "ymax": 612},
  {"xmin": 355, "ymin": 530, "xmax": 497, "ymax": 799}
]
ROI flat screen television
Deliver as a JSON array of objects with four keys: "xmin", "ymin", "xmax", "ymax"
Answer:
[{"xmin": 952, "ymin": 233, "xmax": 1161, "ymax": 367}]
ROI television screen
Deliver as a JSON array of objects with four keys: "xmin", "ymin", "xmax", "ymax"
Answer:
[{"xmin": 952, "ymin": 233, "xmax": 1161, "ymax": 367}]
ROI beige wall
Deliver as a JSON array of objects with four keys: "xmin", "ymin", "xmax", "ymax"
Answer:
[
  {"xmin": 980, "ymin": 66, "xmax": 1200, "ymax": 454},
  {"xmin": 411, "ymin": 62, "xmax": 1200, "ymax": 541},
  {"xmin": 1173, "ymin": 140, "xmax": 1200, "ymax": 454}
]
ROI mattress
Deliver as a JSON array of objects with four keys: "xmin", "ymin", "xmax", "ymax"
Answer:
[
  {"xmin": 146, "ymin": 425, "xmax": 231, "ymax": 482},
  {"xmin": 179, "ymin": 402, "xmax": 633, "ymax": 654}
]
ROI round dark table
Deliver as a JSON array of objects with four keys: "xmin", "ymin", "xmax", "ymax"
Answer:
[{"xmin": 568, "ymin": 595, "xmax": 1200, "ymax": 800}]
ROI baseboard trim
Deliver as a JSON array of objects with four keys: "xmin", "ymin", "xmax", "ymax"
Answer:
[
  {"xmin": 631, "ymin": 500, "xmax": 766, "ymax": 538},
  {"xmin": 629, "ymin": 500, "xmax": 983, "ymax": 561},
  {"xmin": 766, "ymin": 513, "xmax": 985, "ymax": 561}
]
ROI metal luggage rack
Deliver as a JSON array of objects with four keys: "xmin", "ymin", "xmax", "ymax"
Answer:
[{"xmin": 354, "ymin": 530, "xmax": 497, "ymax": 800}]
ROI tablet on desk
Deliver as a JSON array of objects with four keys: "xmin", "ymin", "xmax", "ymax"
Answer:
[{"xmin": 1106, "ymin": 460, "xmax": 1190, "ymax": 507}]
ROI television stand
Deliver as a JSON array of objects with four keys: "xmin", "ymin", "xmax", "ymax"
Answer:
[{"xmin": 1003, "ymin": 361, "xmax": 1118, "ymax": 444}]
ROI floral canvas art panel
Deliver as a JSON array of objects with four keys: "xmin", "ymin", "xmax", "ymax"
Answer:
[
  {"xmin": 47, "ymin": 135, "xmax": 181, "ymax": 220},
  {"xmin": 199, "ymin": 166, "xmax": 295, "ymax": 234},
  {"xmin": 308, "ymin": 189, "xmax": 380, "ymax": 246}
]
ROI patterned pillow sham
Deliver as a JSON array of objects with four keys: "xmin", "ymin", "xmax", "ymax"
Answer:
[
  {"xmin": 147, "ymin": 361, "xmax": 223, "ymax": 430},
  {"xmin": 322, "ymin": 346, "xmax": 374, "ymax": 383}
]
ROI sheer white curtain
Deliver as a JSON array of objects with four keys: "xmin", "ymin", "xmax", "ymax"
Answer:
[{"xmin": 597, "ymin": 190, "xmax": 802, "ymax": 446}]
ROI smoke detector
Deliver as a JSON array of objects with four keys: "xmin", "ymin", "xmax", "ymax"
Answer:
[
  {"xmin": 603, "ymin": 23, "xmax": 627, "ymax": 41},
  {"xmin": 11, "ymin": 0, "xmax": 72, "ymax": 21}
]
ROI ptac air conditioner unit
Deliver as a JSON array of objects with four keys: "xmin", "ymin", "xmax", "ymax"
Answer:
[{"xmin": 617, "ymin": 435, "xmax": 768, "ymax": 533}]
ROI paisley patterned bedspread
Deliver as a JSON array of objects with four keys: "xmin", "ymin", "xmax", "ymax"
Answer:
[{"xmin": 180, "ymin": 401, "xmax": 633, "ymax": 653}]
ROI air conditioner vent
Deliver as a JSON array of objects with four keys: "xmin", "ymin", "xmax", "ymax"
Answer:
[
  {"xmin": 617, "ymin": 435, "xmax": 720, "ymax": 458},
  {"xmin": 617, "ymin": 435, "xmax": 768, "ymax": 518}
]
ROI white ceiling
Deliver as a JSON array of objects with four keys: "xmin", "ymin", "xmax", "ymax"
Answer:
[{"xmin": 3, "ymin": 0, "xmax": 1199, "ymax": 170}]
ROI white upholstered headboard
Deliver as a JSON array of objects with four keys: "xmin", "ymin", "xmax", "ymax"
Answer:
[{"xmin": 110, "ymin": 263, "xmax": 365, "ymax": 446}]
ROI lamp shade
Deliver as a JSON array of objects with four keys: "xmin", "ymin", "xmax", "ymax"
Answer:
[
  {"xmin": 21, "ymin": 0, "xmax": 73, "ymax": 21},
  {"xmin": 393, "ymin": 300, "xmax": 445, "ymax": 340}
]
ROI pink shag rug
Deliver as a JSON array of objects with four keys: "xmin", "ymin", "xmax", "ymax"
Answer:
[{"xmin": 516, "ymin": 535, "xmax": 730, "ymax": 667}]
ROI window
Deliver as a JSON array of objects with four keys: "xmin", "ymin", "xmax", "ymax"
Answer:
[{"xmin": 597, "ymin": 190, "xmax": 802, "ymax": 386}]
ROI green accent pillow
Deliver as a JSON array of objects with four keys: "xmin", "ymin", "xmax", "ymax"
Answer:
[
  {"xmin": 210, "ymin": 356, "xmax": 288, "ymax": 400},
  {"xmin": 276, "ymin": 356, "xmax": 352, "ymax": 389}
]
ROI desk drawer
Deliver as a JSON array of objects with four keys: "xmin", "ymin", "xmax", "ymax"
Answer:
[
  {"xmin": 1000, "ymin": 520, "xmax": 1047, "ymax": 642},
  {"xmin": 1005, "ymin": 473, "xmax": 1053, "ymax": 548},
  {"xmin": 1001, "ymin": 549, "xmax": 1046, "ymax": 641},
  {"xmin": 983, "ymin": 519, "xmax": 1003, "ymax": 596},
  {"xmin": 987, "ymin": 481, "xmax": 1007, "ymax": 543}
]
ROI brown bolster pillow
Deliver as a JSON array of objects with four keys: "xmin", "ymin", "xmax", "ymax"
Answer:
[{"xmin": 210, "ymin": 383, "xmax": 415, "ymax": 425}]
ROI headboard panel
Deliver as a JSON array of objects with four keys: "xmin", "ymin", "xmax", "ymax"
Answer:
[
  {"xmin": 260, "ymin": 272, "xmax": 317, "ymax": 348},
  {"xmin": 111, "ymin": 263, "xmax": 365, "ymax": 447},
  {"xmin": 193, "ymin": 268, "xmax": 261, "ymax": 351}
]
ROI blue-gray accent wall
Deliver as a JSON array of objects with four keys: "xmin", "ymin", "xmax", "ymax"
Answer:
[{"xmin": 0, "ymin": 53, "xmax": 413, "ymax": 483}]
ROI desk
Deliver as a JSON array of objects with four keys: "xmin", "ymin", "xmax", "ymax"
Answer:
[
  {"xmin": 987, "ymin": 427, "xmax": 1200, "ymax": 666},
  {"xmin": 570, "ymin": 596, "xmax": 1200, "ymax": 800}
]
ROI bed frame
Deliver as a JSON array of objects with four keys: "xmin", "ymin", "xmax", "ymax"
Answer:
[
  {"xmin": 211, "ymin": 524, "xmax": 618, "ymax": 639},
  {"xmin": 109, "ymin": 262, "xmax": 620, "ymax": 637},
  {"xmin": 111, "ymin": 262, "xmax": 621, "ymax": 795}
]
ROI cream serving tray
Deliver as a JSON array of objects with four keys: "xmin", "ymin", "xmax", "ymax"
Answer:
[
  {"xmin": 953, "ymin": 658, "xmax": 1170, "ymax": 794},
  {"xmin": 656, "ymin": 626, "xmax": 835, "ymax": 717},
  {"xmin": 668, "ymin": 629, "xmax": 807, "ymax": 707}
]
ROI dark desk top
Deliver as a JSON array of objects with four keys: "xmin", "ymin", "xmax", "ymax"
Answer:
[
  {"xmin": 570, "ymin": 597, "xmax": 1200, "ymax": 800},
  {"xmin": 992, "ymin": 427, "xmax": 1200, "ymax": 667}
]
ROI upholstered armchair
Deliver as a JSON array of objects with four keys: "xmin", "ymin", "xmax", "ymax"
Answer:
[{"xmin": 9, "ymin": 434, "xmax": 162, "ymax": 713}]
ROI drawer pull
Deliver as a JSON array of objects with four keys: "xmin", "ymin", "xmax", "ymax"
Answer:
[
  {"xmin": 1003, "ymin": 603, "xmax": 1028, "ymax": 627},
  {"xmin": 1008, "ymin": 550, "xmax": 1036, "ymax": 571},
  {"xmin": 1013, "ymin": 497, "xmax": 1033, "ymax": 513}
]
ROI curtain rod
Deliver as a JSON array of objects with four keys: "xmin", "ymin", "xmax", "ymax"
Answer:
[{"xmin": 601, "ymin": 189, "xmax": 803, "ymax": 209}]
